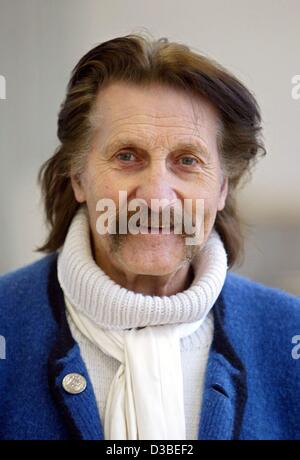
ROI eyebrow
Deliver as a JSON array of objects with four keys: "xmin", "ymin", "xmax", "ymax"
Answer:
[{"xmin": 103, "ymin": 137, "xmax": 210, "ymax": 158}]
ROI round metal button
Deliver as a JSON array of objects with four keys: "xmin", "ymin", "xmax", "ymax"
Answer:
[{"xmin": 62, "ymin": 373, "xmax": 87, "ymax": 394}]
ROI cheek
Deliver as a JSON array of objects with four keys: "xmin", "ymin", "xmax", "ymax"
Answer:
[
  {"xmin": 193, "ymin": 183, "xmax": 221, "ymax": 214},
  {"xmin": 203, "ymin": 206, "xmax": 217, "ymax": 234},
  {"xmin": 199, "ymin": 169, "xmax": 225, "ymax": 208},
  {"xmin": 83, "ymin": 175, "xmax": 124, "ymax": 235},
  {"xmin": 192, "ymin": 187, "xmax": 221, "ymax": 238},
  {"xmin": 83, "ymin": 168, "xmax": 113, "ymax": 204}
]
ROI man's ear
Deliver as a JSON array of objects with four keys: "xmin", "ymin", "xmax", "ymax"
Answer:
[
  {"xmin": 70, "ymin": 173, "xmax": 86, "ymax": 203},
  {"xmin": 217, "ymin": 175, "xmax": 228, "ymax": 211}
]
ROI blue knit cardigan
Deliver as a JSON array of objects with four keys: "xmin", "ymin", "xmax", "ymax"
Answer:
[{"xmin": 0, "ymin": 253, "xmax": 300, "ymax": 440}]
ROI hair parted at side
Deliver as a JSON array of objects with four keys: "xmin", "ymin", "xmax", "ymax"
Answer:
[{"xmin": 37, "ymin": 31, "xmax": 266, "ymax": 268}]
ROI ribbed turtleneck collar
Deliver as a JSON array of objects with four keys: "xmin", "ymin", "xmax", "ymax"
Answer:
[{"xmin": 57, "ymin": 205, "xmax": 228, "ymax": 330}]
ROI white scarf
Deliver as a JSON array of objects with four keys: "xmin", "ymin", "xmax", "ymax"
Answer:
[{"xmin": 58, "ymin": 205, "xmax": 227, "ymax": 440}]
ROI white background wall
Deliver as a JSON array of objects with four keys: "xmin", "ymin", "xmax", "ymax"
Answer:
[{"xmin": 0, "ymin": 0, "xmax": 299, "ymax": 294}]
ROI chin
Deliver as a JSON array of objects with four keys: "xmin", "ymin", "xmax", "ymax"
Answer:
[
  {"xmin": 110, "ymin": 235, "xmax": 189, "ymax": 276},
  {"xmin": 132, "ymin": 264, "xmax": 177, "ymax": 277},
  {"xmin": 119, "ymin": 252, "xmax": 184, "ymax": 277}
]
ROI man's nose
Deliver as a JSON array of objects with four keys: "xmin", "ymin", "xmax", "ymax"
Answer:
[{"xmin": 134, "ymin": 162, "xmax": 179, "ymax": 209}]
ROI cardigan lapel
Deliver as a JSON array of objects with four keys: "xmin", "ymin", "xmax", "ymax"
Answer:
[
  {"xmin": 48, "ymin": 342, "xmax": 105, "ymax": 440},
  {"xmin": 198, "ymin": 293, "xmax": 247, "ymax": 440},
  {"xmin": 47, "ymin": 254, "xmax": 104, "ymax": 440}
]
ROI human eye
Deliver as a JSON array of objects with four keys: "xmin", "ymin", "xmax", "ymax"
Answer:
[
  {"xmin": 177, "ymin": 155, "xmax": 200, "ymax": 167},
  {"xmin": 116, "ymin": 151, "xmax": 136, "ymax": 162}
]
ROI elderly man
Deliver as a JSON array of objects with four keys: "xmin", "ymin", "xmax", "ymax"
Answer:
[{"xmin": 0, "ymin": 34, "xmax": 299, "ymax": 441}]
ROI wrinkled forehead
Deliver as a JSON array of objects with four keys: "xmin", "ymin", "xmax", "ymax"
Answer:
[{"xmin": 90, "ymin": 81, "xmax": 221, "ymax": 143}]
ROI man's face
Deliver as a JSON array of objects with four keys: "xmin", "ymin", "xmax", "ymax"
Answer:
[{"xmin": 71, "ymin": 81, "xmax": 228, "ymax": 277}]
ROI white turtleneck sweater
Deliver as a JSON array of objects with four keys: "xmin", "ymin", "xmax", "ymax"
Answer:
[{"xmin": 57, "ymin": 205, "xmax": 227, "ymax": 440}]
